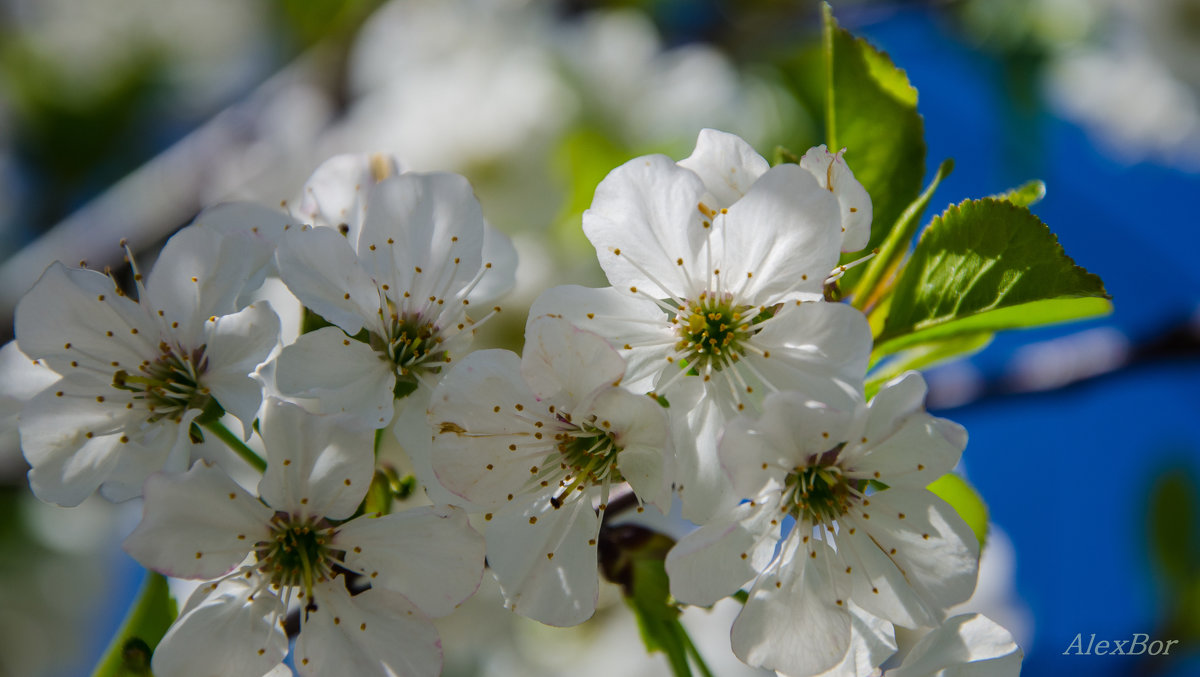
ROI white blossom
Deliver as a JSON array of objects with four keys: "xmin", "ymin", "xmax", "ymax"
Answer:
[
  {"xmin": 532, "ymin": 129, "xmax": 872, "ymax": 522},
  {"xmin": 666, "ymin": 372, "xmax": 979, "ymax": 676},
  {"xmin": 124, "ymin": 397, "xmax": 484, "ymax": 677},
  {"xmin": 881, "ymin": 614, "xmax": 1023, "ymax": 677},
  {"xmin": 12, "ymin": 209, "xmax": 285, "ymax": 505},
  {"xmin": 429, "ymin": 316, "xmax": 671, "ymax": 626}
]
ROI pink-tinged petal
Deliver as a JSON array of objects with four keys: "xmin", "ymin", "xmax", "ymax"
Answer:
[
  {"xmin": 886, "ymin": 613, "xmax": 1022, "ymax": 677},
  {"xmin": 15, "ymin": 263, "xmax": 154, "ymax": 375},
  {"xmin": 676, "ymin": 128, "xmax": 769, "ymax": 207},
  {"xmin": 486, "ymin": 497, "xmax": 602, "ymax": 626},
  {"xmin": 429, "ymin": 350, "xmax": 551, "ymax": 507},
  {"xmin": 719, "ymin": 391, "xmax": 855, "ymax": 499},
  {"xmin": 842, "ymin": 372, "xmax": 966, "ymax": 488},
  {"xmin": 202, "ymin": 301, "xmax": 280, "ymax": 435},
  {"xmin": 465, "ymin": 223, "xmax": 518, "ymax": 306},
  {"xmin": 153, "ymin": 576, "xmax": 287, "ymax": 677},
  {"xmin": 858, "ymin": 489, "xmax": 980, "ymax": 616},
  {"xmin": 294, "ymin": 153, "xmax": 404, "ymax": 245},
  {"xmin": 731, "ymin": 541, "xmax": 853, "ymax": 677},
  {"xmin": 189, "ymin": 202, "xmax": 295, "ymax": 306},
  {"xmin": 718, "ymin": 163, "xmax": 842, "ymax": 304},
  {"xmin": 358, "ymin": 172, "xmax": 485, "ymax": 306},
  {"xmin": 124, "ymin": 460, "xmax": 272, "ymax": 579},
  {"xmin": 275, "ymin": 226, "xmax": 381, "ymax": 336},
  {"xmin": 20, "ymin": 376, "xmax": 142, "ymax": 506},
  {"xmin": 838, "ymin": 517, "xmax": 939, "ymax": 629},
  {"xmin": 665, "ymin": 501, "xmax": 780, "ymax": 606},
  {"xmin": 528, "ymin": 284, "xmax": 671, "ymax": 393},
  {"xmin": 587, "ymin": 387, "xmax": 672, "ymax": 510},
  {"xmin": 521, "ymin": 316, "xmax": 625, "ymax": 407},
  {"xmin": 800, "ymin": 145, "xmax": 873, "ymax": 253},
  {"xmin": 752, "ymin": 301, "xmax": 872, "ymax": 402},
  {"xmin": 335, "ymin": 505, "xmax": 484, "ymax": 618},
  {"xmin": 583, "ymin": 154, "xmax": 708, "ymax": 296},
  {"xmin": 297, "ymin": 580, "xmax": 442, "ymax": 677},
  {"xmin": 258, "ymin": 398, "xmax": 374, "ymax": 520},
  {"xmin": 274, "ymin": 327, "xmax": 396, "ymax": 429}
]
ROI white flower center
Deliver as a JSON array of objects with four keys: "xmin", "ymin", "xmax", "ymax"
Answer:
[
  {"xmin": 673, "ymin": 292, "xmax": 771, "ymax": 371},
  {"xmin": 782, "ymin": 455, "xmax": 860, "ymax": 527},
  {"xmin": 544, "ymin": 412, "xmax": 623, "ymax": 508}
]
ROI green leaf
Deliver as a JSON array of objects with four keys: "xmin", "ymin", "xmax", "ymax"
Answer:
[
  {"xmin": 852, "ymin": 158, "xmax": 954, "ymax": 310},
  {"xmin": 875, "ymin": 198, "xmax": 1111, "ymax": 356},
  {"xmin": 823, "ymin": 5, "xmax": 926, "ymax": 283},
  {"xmin": 991, "ymin": 179, "xmax": 1046, "ymax": 208},
  {"xmin": 91, "ymin": 572, "xmax": 177, "ymax": 677},
  {"xmin": 865, "ymin": 331, "xmax": 993, "ymax": 399},
  {"xmin": 927, "ymin": 474, "xmax": 989, "ymax": 548}
]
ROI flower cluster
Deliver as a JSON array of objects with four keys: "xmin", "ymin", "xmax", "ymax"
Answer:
[{"xmin": 2, "ymin": 136, "xmax": 1023, "ymax": 676}]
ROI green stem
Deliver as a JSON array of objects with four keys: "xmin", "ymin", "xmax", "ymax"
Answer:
[
  {"xmin": 678, "ymin": 622, "xmax": 716, "ymax": 677},
  {"xmin": 822, "ymin": 1, "xmax": 837, "ymax": 151},
  {"xmin": 663, "ymin": 623, "xmax": 694, "ymax": 677},
  {"xmin": 202, "ymin": 419, "xmax": 266, "ymax": 473}
]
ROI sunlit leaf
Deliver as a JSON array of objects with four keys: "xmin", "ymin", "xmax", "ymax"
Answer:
[
  {"xmin": 991, "ymin": 179, "xmax": 1046, "ymax": 208},
  {"xmin": 875, "ymin": 198, "xmax": 1110, "ymax": 356},
  {"xmin": 865, "ymin": 331, "xmax": 993, "ymax": 399}
]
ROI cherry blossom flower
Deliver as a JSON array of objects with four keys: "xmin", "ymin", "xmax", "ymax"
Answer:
[
  {"xmin": 428, "ymin": 316, "xmax": 671, "ymax": 626},
  {"xmin": 125, "ymin": 397, "xmax": 484, "ymax": 677},
  {"xmin": 272, "ymin": 160, "xmax": 516, "ymax": 433},
  {"xmin": 12, "ymin": 209, "xmax": 286, "ymax": 506},
  {"xmin": 665, "ymin": 372, "xmax": 979, "ymax": 676},
  {"xmin": 531, "ymin": 129, "xmax": 872, "ymax": 522}
]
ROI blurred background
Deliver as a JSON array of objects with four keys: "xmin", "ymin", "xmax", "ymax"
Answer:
[{"xmin": 0, "ymin": 0, "xmax": 1198, "ymax": 675}]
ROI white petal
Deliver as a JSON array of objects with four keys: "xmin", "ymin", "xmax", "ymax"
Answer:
[
  {"xmin": 672, "ymin": 384, "xmax": 736, "ymax": 524},
  {"xmin": 429, "ymin": 350, "xmax": 550, "ymax": 507},
  {"xmin": 390, "ymin": 388, "xmax": 483, "ymax": 510},
  {"xmin": 528, "ymin": 284, "xmax": 671, "ymax": 393},
  {"xmin": 358, "ymin": 172, "xmax": 485, "ymax": 307},
  {"xmin": 153, "ymin": 577, "xmax": 288, "ymax": 677},
  {"xmin": 297, "ymin": 580, "xmax": 442, "ymax": 677},
  {"xmin": 842, "ymin": 372, "xmax": 966, "ymax": 488},
  {"xmin": 857, "ymin": 489, "xmax": 980, "ymax": 617},
  {"xmin": 20, "ymin": 376, "xmax": 141, "ymax": 506},
  {"xmin": 275, "ymin": 226, "xmax": 381, "ymax": 336},
  {"xmin": 258, "ymin": 398, "xmax": 374, "ymax": 520},
  {"xmin": 812, "ymin": 603, "xmax": 897, "ymax": 677},
  {"xmin": 583, "ymin": 154, "xmax": 708, "ymax": 296},
  {"xmin": 144, "ymin": 224, "xmax": 273, "ymax": 346},
  {"xmin": 189, "ymin": 202, "xmax": 294, "ymax": 306},
  {"xmin": 99, "ymin": 414, "xmax": 195, "ymax": 503},
  {"xmin": 293, "ymin": 153, "xmax": 404, "ymax": 244},
  {"xmin": 719, "ymin": 391, "xmax": 855, "ymax": 500},
  {"xmin": 838, "ymin": 518, "xmax": 939, "ymax": 629},
  {"xmin": 0, "ymin": 341, "xmax": 58, "ymax": 448},
  {"xmin": 731, "ymin": 542, "xmax": 852, "ymax": 676},
  {"xmin": 752, "ymin": 301, "xmax": 872, "ymax": 403},
  {"xmin": 465, "ymin": 222, "xmax": 518, "ymax": 305},
  {"xmin": 15, "ymin": 262, "xmax": 154, "ymax": 375},
  {"xmin": 718, "ymin": 163, "xmax": 842, "ymax": 304},
  {"xmin": 203, "ymin": 301, "xmax": 280, "ymax": 435},
  {"xmin": 486, "ymin": 497, "xmax": 601, "ymax": 626},
  {"xmin": 274, "ymin": 327, "xmax": 397, "ymax": 429},
  {"xmin": 124, "ymin": 461, "xmax": 272, "ymax": 579},
  {"xmin": 677, "ymin": 128, "xmax": 769, "ymax": 207},
  {"xmin": 335, "ymin": 505, "xmax": 484, "ymax": 618},
  {"xmin": 886, "ymin": 614, "xmax": 1022, "ymax": 677},
  {"xmin": 665, "ymin": 501, "xmax": 779, "ymax": 606},
  {"xmin": 587, "ymin": 386, "xmax": 671, "ymax": 509},
  {"xmin": 800, "ymin": 145, "xmax": 872, "ymax": 253},
  {"xmin": 521, "ymin": 316, "xmax": 626, "ymax": 407}
]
